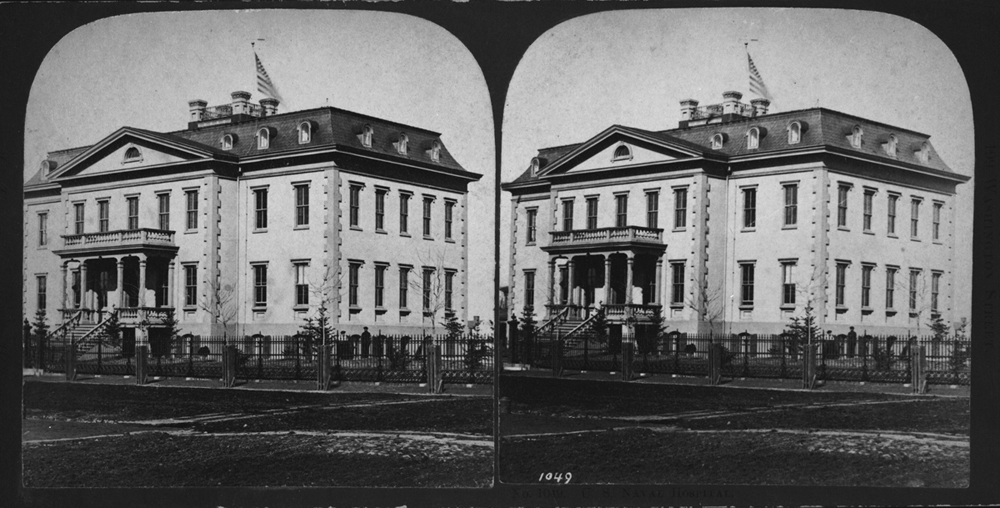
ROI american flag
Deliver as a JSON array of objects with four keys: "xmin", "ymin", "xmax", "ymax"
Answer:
[
  {"xmin": 255, "ymin": 52, "xmax": 283, "ymax": 104},
  {"xmin": 748, "ymin": 53, "xmax": 771, "ymax": 101}
]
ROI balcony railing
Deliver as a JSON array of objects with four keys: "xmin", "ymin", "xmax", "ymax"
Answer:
[
  {"xmin": 549, "ymin": 226, "xmax": 663, "ymax": 247},
  {"xmin": 62, "ymin": 228, "xmax": 175, "ymax": 249},
  {"xmin": 118, "ymin": 307, "xmax": 174, "ymax": 326},
  {"xmin": 603, "ymin": 303, "xmax": 662, "ymax": 320},
  {"xmin": 203, "ymin": 103, "xmax": 262, "ymax": 120},
  {"xmin": 690, "ymin": 102, "xmax": 754, "ymax": 120}
]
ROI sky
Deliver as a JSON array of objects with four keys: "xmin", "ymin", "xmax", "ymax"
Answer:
[
  {"xmin": 24, "ymin": 10, "xmax": 496, "ymax": 324},
  {"xmin": 499, "ymin": 8, "xmax": 975, "ymax": 324}
]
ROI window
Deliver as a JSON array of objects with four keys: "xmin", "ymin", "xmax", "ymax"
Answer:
[
  {"xmin": 524, "ymin": 270, "xmax": 535, "ymax": 307},
  {"xmin": 562, "ymin": 200, "xmax": 574, "ymax": 231},
  {"xmin": 710, "ymin": 133, "xmax": 724, "ymax": 150},
  {"xmin": 837, "ymin": 185, "xmax": 849, "ymax": 228},
  {"xmin": 221, "ymin": 134, "xmax": 234, "ymax": 151},
  {"xmin": 931, "ymin": 272, "xmax": 941, "ymax": 313},
  {"xmin": 788, "ymin": 122, "xmax": 802, "ymax": 144},
  {"xmin": 674, "ymin": 187, "xmax": 687, "ymax": 228},
  {"xmin": 886, "ymin": 267, "xmax": 897, "ymax": 309},
  {"xmin": 850, "ymin": 125, "xmax": 863, "ymax": 148},
  {"xmin": 375, "ymin": 264, "xmax": 386, "ymax": 308},
  {"xmin": 886, "ymin": 134, "xmax": 897, "ymax": 158},
  {"xmin": 445, "ymin": 271, "xmax": 455, "ymax": 310},
  {"xmin": 158, "ymin": 194, "xmax": 170, "ymax": 230},
  {"xmin": 863, "ymin": 189, "xmax": 874, "ymax": 232},
  {"xmin": 746, "ymin": 128, "xmax": 760, "ymax": 150},
  {"xmin": 186, "ymin": 190, "xmax": 198, "ymax": 230},
  {"xmin": 253, "ymin": 264, "xmax": 267, "ymax": 306},
  {"xmin": 612, "ymin": 144, "xmax": 631, "ymax": 161},
  {"xmin": 295, "ymin": 184, "xmax": 309, "ymax": 227},
  {"xmin": 836, "ymin": 263, "xmax": 848, "ymax": 307},
  {"xmin": 361, "ymin": 125, "xmax": 373, "ymax": 148},
  {"xmin": 254, "ymin": 188, "xmax": 268, "ymax": 230},
  {"xmin": 781, "ymin": 262, "xmax": 796, "ymax": 306},
  {"xmin": 349, "ymin": 184, "xmax": 361, "ymax": 228},
  {"xmin": 917, "ymin": 142, "xmax": 931, "ymax": 163},
  {"xmin": 399, "ymin": 193, "xmax": 410, "ymax": 234},
  {"xmin": 429, "ymin": 141, "xmax": 442, "ymax": 163},
  {"xmin": 909, "ymin": 269, "xmax": 920, "ymax": 311},
  {"xmin": 783, "ymin": 184, "xmax": 798, "ymax": 226},
  {"xmin": 295, "ymin": 263, "xmax": 309, "ymax": 307},
  {"xmin": 586, "ymin": 197, "xmax": 599, "ymax": 230},
  {"xmin": 74, "ymin": 203, "xmax": 84, "ymax": 235},
  {"xmin": 911, "ymin": 199, "xmax": 921, "ymax": 238},
  {"xmin": 742, "ymin": 188, "xmax": 756, "ymax": 228},
  {"xmin": 375, "ymin": 188, "xmax": 386, "ymax": 231},
  {"xmin": 861, "ymin": 265, "xmax": 873, "ymax": 309},
  {"xmin": 646, "ymin": 191, "xmax": 659, "ymax": 229},
  {"xmin": 671, "ymin": 262, "xmax": 685, "ymax": 305},
  {"xmin": 615, "ymin": 194, "xmax": 628, "ymax": 228},
  {"xmin": 72, "ymin": 270, "xmax": 81, "ymax": 308},
  {"xmin": 422, "ymin": 268, "xmax": 433, "ymax": 311},
  {"xmin": 126, "ymin": 196, "xmax": 139, "ymax": 230},
  {"xmin": 933, "ymin": 203, "xmax": 942, "ymax": 241},
  {"xmin": 887, "ymin": 194, "xmax": 898, "ymax": 235},
  {"xmin": 123, "ymin": 146, "xmax": 142, "ymax": 163},
  {"xmin": 349, "ymin": 263, "xmax": 360, "ymax": 307},
  {"xmin": 423, "ymin": 196, "xmax": 434, "ymax": 237},
  {"xmin": 98, "ymin": 200, "xmax": 109, "ymax": 233},
  {"xmin": 256, "ymin": 128, "xmax": 270, "ymax": 149},
  {"xmin": 297, "ymin": 122, "xmax": 311, "ymax": 144},
  {"xmin": 184, "ymin": 265, "xmax": 197, "ymax": 307},
  {"xmin": 740, "ymin": 263, "xmax": 755, "ymax": 305},
  {"xmin": 38, "ymin": 213, "xmax": 47, "ymax": 246},
  {"xmin": 399, "ymin": 266, "xmax": 410, "ymax": 309},
  {"xmin": 525, "ymin": 208, "xmax": 537, "ymax": 244},
  {"xmin": 445, "ymin": 201, "xmax": 455, "ymax": 240},
  {"xmin": 36, "ymin": 275, "xmax": 46, "ymax": 310},
  {"xmin": 397, "ymin": 133, "xmax": 408, "ymax": 155},
  {"xmin": 530, "ymin": 157, "xmax": 540, "ymax": 176}
]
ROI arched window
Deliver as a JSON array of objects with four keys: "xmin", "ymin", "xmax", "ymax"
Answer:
[
  {"xmin": 710, "ymin": 133, "xmax": 725, "ymax": 150},
  {"xmin": 361, "ymin": 124, "xmax": 373, "ymax": 148},
  {"xmin": 429, "ymin": 140, "xmax": 442, "ymax": 162},
  {"xmin": 850, "ymin": 125, "xmax": 863, "ymax": 148},
  {"xmin": 530, "ymin": 157, "xmax": 540, "ymax": 176},
  {"xmin": 297, "ymin": 122, "xmax": 312, "ymax": 144},
  {"xmin": 788, "ymin": 122, "xmax": 802, "ymax": 145},
  {"xmin": 123, "ymin": 146, "xmax": 142, "ymax": 163},
  {"xmin": 397, "ymin": 133, "xmax": 408, "ymax": 154},
  {"xmin": 221, "ymin": 134, "xmax": 234, "ymax": 151},
  {"xmin": 746, "ymin": 128, "xmax": 760, "ymax": 150},
  {"xmin": 917, "ymin": 142, "xmax": 931, "ymax": 163},
  {"xmin": 612, "ymin": 144, "xmax": 632, "ymax": 161},
  {"xmin": 256, "ymin": 128, "xmax": 270, "ymax": 150}
]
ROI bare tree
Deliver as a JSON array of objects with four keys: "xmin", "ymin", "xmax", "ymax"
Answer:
[
  {"xmin": 199, "ymin": 279, "xmax": 237, "ymax": 339},
  {"xmin": 410, "ymin": 247, "xmax": 455, "ymax": 335},
  {"xmin": 686, "ymin": 277, "xmax": 725, "ymax": 335}
]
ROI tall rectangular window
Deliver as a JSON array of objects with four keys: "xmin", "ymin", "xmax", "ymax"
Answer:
[
  {"xmin": 184, "ymin": 264, "xmax": 197, "ymax": 307},
  {"xmin": 836, "ymin": 263, "xmax": 848, "ymax": 307},
  {"xmin": 36, "ymin": 275, "xmax": 46, "ymax": 311},
  {"xmin": 185, "ymin": 190, "xmax": 198, "ymax": 230},
  {"xmin": 253, "ymin": 189, "xmax": 267, "ymax": 230},
  {"xmin": 253, "ymin": 264, "xmax": 267, "ymax": 306},
  {"xmin": 886, "ymin": 267, "xmax": 897, "ymax": 309},
  {"xmin": 837, "ymin": 185, "xmax": 849, "ymax": 228},
  {"xmin": 932, "ymin": 203, "xmax": 942, "ymax": 241},
  {"xmin": 525, "ymin": 208, "xmax": 537, "ymax": 243},
  {"xmin": 158, "ymin": 194, "xmax": 170, "ymax": 230},
  {"xmin": 861, "ymin": 264, "xmax": 873, "ymax": 308},
  {"xmin": 742, "ymin": 188, "xmax": 756, "ymax": 228},
  {"xmin": 295, "ymin": 263, "xmax": 309, "ymax": 306},
  {"xmin": 909, "ymin": 269, "xmax": 920, "ymax": 311},
  {"xmin": 615, "ymin": 194, "xmax": 628, "ymax": 228},
  {"xmin": 524, "ymin": 270, "xmax": 535, "ymax": 307},
  {"xmin": 445, "ymin": 271, "xmax": 454, "ymax": 310},
  {"xmin": 931, "ymin": 272, "xmax": 941, "ymax": 312},
  {"xmin": 671, "ymin": 262, "xmax": 685, "ymax": 304},
  {"xmin": 422, "ymin": 196, "xmax": 434, "ymax": 237},
  {"xmin": 782, "ymin": 262, "xmax": 796, "ymax": 305},
  {"xmin": 374, "ymin": 264, "xmax": 386, "ymax": 308},
  {"xmin": 445, "ymin": 201, "xmax": 455, "ymax": 240},
  {"xmin": 674, "ymin": 187, "xmax": 687, "ymax": 228},
  {"xmin": 399, "ymin": 193, "xmax": 410, "ymax": 234},
  {"xmin": 349, "ymin": 262, "xmax": 360, "ymax": 307},
  {"xmin": 295, "ymin": 184, "xmax": 309, "ymax": 227},
  {"xmin": 911, "ymin": 199, "xmax": 921, "ymax": 238},
  {"xmin": 562, "ymin": 200, "xmax": 574, "ymax": 231},
  {"xmin": 646, "ymin": 191, "xmax": 659, "ymax": 229},
  {"xmin": 375, "ymin": 188, "xmax": 386, "ymax": 231},
  {"xmin": 740, "ymin": 263, "xmax": 755, "ymax": 305},
  {"xmin": 863, "ymin": 190, "xmax": 874, "ymax": 231},
  {"xmin": 784, "ymin": 184, "xmax": 798, "ymax": 226},
  {"xmin": 74, "ymin": 203, "xmax": 84, "ymax": 235},
  {"xmin": 349, "ymin": 184, "xmax": 361, "ymax": 228},
  {"xmin": 38, "ymin": 213, "xmax": 47, "ymax": 246},
  {"xmin": 98, "ymin": 200, "xmax": 109, "ymax": 232},
  {"xmin": 887, "ymin": 194, "xmax": 898, "ymax": 235},
  {"xmin": 72, "ymin": 270, "xmax": 81, "ymax": 308},
  {"xmin": 127, "ymin": 196, "xmax": 139, "ymax": 230},
  {"xmin": 399, "ymin": 266, "xmax": 410, "ymax": 309},
  {"xmin": 586, "ymin": 197, "xmax": 598, "ymax": 230},
  {"xmin": 422, "ymin": 268, "xmax": 433, "ymax": 311}
]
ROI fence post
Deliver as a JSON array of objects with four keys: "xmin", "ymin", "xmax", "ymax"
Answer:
[
  {"xmin": 742, "ymin": 333, "xmax": 750, "ymax": 377},
  {"xmin": 779, "ymin": 335, "xmax": 787, "ymax": 378},
  {"xmin": 707, "ymin": 342, "xmax": 721, "ymax": 385},
  {"xmin": 136, "ymin": 345, "xmax": 148, "ymax": 385},
  {"xmin": 255, "ymin": 337, "xmax": 264, "ymax": 380},
  {"xmin": 66, "ymin": 340, "xmax": 77, "ymax": 381},
  {"xmin": 912, "ymin": 345, "xmax": 927, "ymax": 394},
  {"xmin": 551, "ymin": 331, "xmax": 563, "ymax": 377},
  {"xmin": 23, "ymin": 319, "xmax": 32, "ymax": 370},
  {"xmin": 621, "ymin": 341, "xmax": 634, "ymax": 381},
  {"xmin": 507, "ymin": 316, "xmax": 519, "ymax": 364},
  {"xmin": 187, "ymin": 337, "xmax": 194, "ymax": 377}
]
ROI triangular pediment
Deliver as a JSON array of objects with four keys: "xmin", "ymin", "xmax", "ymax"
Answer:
[
  {"xmin": 537, "ymin": 126, "xmax": 708, "ymax": 177},
  {"xmin": 50, "ymin": 127, "xmax": 220, "ymax": 180}
]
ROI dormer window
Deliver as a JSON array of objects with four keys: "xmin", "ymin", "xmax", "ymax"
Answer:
[
  {"xmin": 123, "ymin": 146, "xmax": 142, "ymax": 163},
  {"xmin": 710, "ymin": 133, "xmax": 726, "ymax": 150},
  {"xmin": 612, "ymin": 143, "xmax": 632, "ymax": 162},
  {"xmin": 40, "ymin": 159, "xmax": 54, "ymax": 175},
  {"xmin": 884, "ymin": 134, "xmax": 898, "ymax": 158},
  {"xmin": 361, "ymin": 124, "xmax": 373, "ymax": 148},
  {"xmin": 429, "ymin": 140, "xmax": 442, "ymax": 162},
  {"xmin": 221, "ymin": 134, "xmax": 235, "ymax": 151},
  {"xmin": 256, "ymin": 128, "xmax": 270, "ymax": 150},
  {"xmin": 788, "ymin": 122, "xmax": 802, "ymax": 145},
  {"xmin": 297, "ymin": 122, "xmax": 312, "ymax": 144},
  {"xmin": 746, "ymin": 127, "xmax": 761, "ymax": 150},
  {"xmin": 850, "ymin": 125, "xmax": 863, "ymax": 148},
  {"xmin": 530, "ymin": 157, "xmax": 540, "ymax": 176},
  {"xmin": 917, "ymin": 142, "xmax": 931, "ymax": 163},
  {"xmin": 397, "ymin": 133, "xmax": 408, "ymax": 155}
]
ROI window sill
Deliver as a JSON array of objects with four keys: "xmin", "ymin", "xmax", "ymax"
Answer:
[
  {"xmin": 375, "ymin": 307, "xmax": 387, "ymax": 314},
  {"xmin": 375, "ymin": 229, "xmax": 387, "ymax": 235},
  {"xmin": 422, "ymin": 310, "xmax": 433, "ymax": 316},
  {"xmin": 37, "ymin": 246, "xmax": 48, "ymax": 250},
  {"xmin": 423, "ymin": 236, "xmax": 434, "ymax": 241},
  {"xmin": 910, "ymin": 237, "xmax": 921, "ymax": 242},
  {"xmin": 399, "ymin": 308, "xmax": 411, "ymax": 315},
  {"xmin": 183, "ymin": 306, "xmax": 198, "ymax": 312},
  {"xmin": 253, "ymin": 228, "xmax": 268, "ymax": 234},
  {"xmin": 292, "ymin": 305, "xmax": 310, "ymax": 312},
  {"xmin": 740, "ymin": 228, "xmax": 756, "ymax": 233},
  {"xmin": 525, "ymin": 241, "xmax": 536, "ymax": 247},
  {"xmin": 779, "ymin": 304, "xmax": 796, "ymax": 311},
  {"xmin": 886, "ymin": 309, "xmax": 897, "ymax": 316},
  {"xmin": 669, "ymin": 303, "xmax": 684, "ymax": 309},
  {"xmin": 294, "ymin": 225, "xmax": 309, "ymax": 231},
  {"xmin": 932, "ymin": 240, "xmax": 943, "ymax": 245},
  {"xmin": 350, "ymin": 226, "xmax": 363, "ymax": 232},
  {"xmin": 400, "ymin": 232, "xmax": 411, "ymax": 238},
  {"xmin": 445, "ymin": 238, "xmax": 455, "ymax": 244},
  {"xmin": 184, "ymin": 229, "xmax": 199, "ymax": 235},
  {"xmin": 738, "ymin": 304, "xmax": 754, "ymax": 310},
  {"xmin": 837, "ymin": 227, "xmax": 850, "ymax": 232},
  {"xmin": 861, "ymin": 307, "xmax": 874, "ymax": 314},
  {"xmin": 863, "ymin": 230, "xmax": 874, "ymax": 235},
  {"xmin": 349, "ymin": 305, "xmax": 362, "ymax": 313},
  {"xmin": 909, "ymin": 311, "xmax": 919, "ymax": 318},
  {"xmin": 836, "ymin": 305, "xmax": 848, "ymax": 313},
  {"xmin": 672, "ymin": 227, "xmax": 687, "ymax": 233},
  {"xmin": 252, "ymin": 306, "xmax": 267, "ymax": 312},
  {"xmin": 887, "ymin": 233, "xmax": 898, "ymax": 239},
  {"xmin": 781, "ymin": 225, "xmax": 797, "ymax": 230}
]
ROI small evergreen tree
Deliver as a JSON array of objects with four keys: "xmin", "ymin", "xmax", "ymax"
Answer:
[
  {"xmin": 299, "ymin": 304, "xmax": 334, "ymax": 359},
  {"xmin": 519, "ymin": 305, "xmax": 537, "ymax": 342},
  {"xmin": 444, "ymin": 314, "xmax": 464, "ymax": 341},
  {"xmin": 784, "ymin": 304, "xmax": 822, "ymax": 355},
  {"xmin": 32, "ymin": 309, "xmax": 49, "ymax": 344},
  {"xmin": 927, "ymin": 315, "xmax": 949, "ymax": 341},
  {"xmin": 100, "ymin": 312, "xmax": 122, "ymax": 349}
]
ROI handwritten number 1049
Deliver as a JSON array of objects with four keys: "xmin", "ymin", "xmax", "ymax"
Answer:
[{"xmin": 538, "ymin": 472, "xmax": 572, "ymax": 484}]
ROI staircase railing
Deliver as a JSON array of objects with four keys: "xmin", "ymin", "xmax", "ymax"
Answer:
[
  {"xmin": 74, "ymin": 310, "xmax": 119, "ymax": 358},
  {"xmin": 45, "ymin": 310, "xmax": 83, "ymax": 347},
  {"xmin": 563, "ymin": 308, "xmax": 605, "ymax": 347},
  {"xmin": 536, "ymin": 307, "xmax": 570, "ymax": 340}
]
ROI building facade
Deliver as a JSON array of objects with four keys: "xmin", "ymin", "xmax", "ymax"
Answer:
[
  {"xmin": 503, "ymin": 91, "xmax": 969, "ymax": 337},
  {"xmin": 24, "ymin": 91, "xmax": 481, "ymax": 343}
]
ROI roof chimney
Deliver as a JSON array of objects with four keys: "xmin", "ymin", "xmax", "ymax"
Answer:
[
  {"xmin": 259, "ymin": 97, "xmax": 280, "ymax": 116},
  {"xmin": 231, "ymin": 91, "xmax": 252, "ymax": 116},
  {"xmin": 679, "ymin": 99, "xmax": 700, "ymax": 121},
  {"xmin": 721, "ymin": 91, "xmax": 743, "ymax": 115},
  {"xmin": 750, "ymin": 98, "xmax": 770, "ymax": 116},
  {"xmin": 188, "ymin": 99, "xmax": 208, "ymax": 122}
]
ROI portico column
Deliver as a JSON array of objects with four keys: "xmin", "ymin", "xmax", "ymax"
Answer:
[
  {"xmin": 626, "ymin": 254, "xmax": 635, "ymax": 304},
  {"xmin": 167, "ymin": 261, "xmax": 176, "ymax": 307},
  {"xmin": 603, "ymin": 255, "xmax": 612, "ymax": 305},
  {"xmin": 116, "ymin": 258, "xmax": 125, "ymax": 308},
  {"xmin": 138, "ymin": 255, "xmax": 147, "ymax": 308},
  {"xmin": 60, "ymin": 263, "xmax": 68, "ymax": 311},
  {"xmin": 80, "ymin": 261, "xmax": 88, "ymax": 310},
  {"xmin": 654, "ymin": 257, "xmax": 664, "ymax": 305},
  {"xmin": 567, "ymin": 257, "xmax": 577, "ymax": 307}
]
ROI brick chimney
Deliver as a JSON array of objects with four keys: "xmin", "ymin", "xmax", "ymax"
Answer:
[
  {"xmin": 679, "ymin": 99, "xmax": 700, "ymax": 121},
  {"xmin": 721, "ymin": 91, "xmax": 743, "ymax": 115},
  {"xmin": 259, "ymin": 97, "xmax": 280, "ymax": 117},
  {"xmin": 230, "ymin": 91, "xmax": 252, "ymax": 115},
  {"xmin": 188, "ymin": 100, "xmax": 208, "ymax": 122},
  {"xmin": 750, "ymin": 98, "xmax": 770, "ymax": 116}
]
